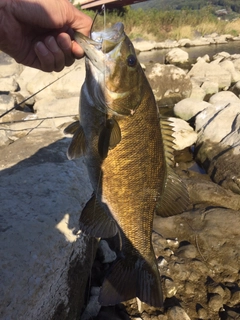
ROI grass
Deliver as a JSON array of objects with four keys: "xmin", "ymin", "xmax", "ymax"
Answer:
[{"xmin": 79, "ymin": 6, "xmax": 240, "ymax": 41}]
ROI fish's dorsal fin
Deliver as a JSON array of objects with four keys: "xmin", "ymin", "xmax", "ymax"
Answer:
[
  {"xmin": 64, "ymin": 120, "xmax": 80, "ymax": 135},
  {"xmin": 79, "ymin": 194, "xmax": 118, "ymax": 238},
  {"xmin": 156, "ymin": 117, "xmax": 190, "ymax": 217},
  {"xmin": 66, "ymin": 124, "xmax": 86, "ymax": 160},
  {"xmin": 98, "ymin": 118, "xmax": 121, "ymax": 160}
]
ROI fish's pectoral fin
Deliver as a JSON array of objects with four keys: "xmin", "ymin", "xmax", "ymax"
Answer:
[
  {"xmin": 156, "ymin": 116, "xmax": 190, "ymax": 217},
  {"xmin": 66, "ymin": 124, "xmax": 86, "ymax": 160},
  {"xmin": 79, "ymin": 195, "xmax": 118, "ymax": 238},
  {"xmin": 98, "ymin": 118, "xmax": 121, "ymax": 160},
  {"xmin": 64, "ymin": 120, "xmax": 80, "ymax": 135},
  {"xmin": 109, "ymin": 118, "xmax": 121, "ymax": 149},
  {"xmin": 99, "ymin": 253, "xmax": 163, "ymax": 307}
]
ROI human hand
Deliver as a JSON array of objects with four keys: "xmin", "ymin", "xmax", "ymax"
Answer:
[{"xmin": 0, "ymin": 0, "xmax": 92, "ymax": 72}]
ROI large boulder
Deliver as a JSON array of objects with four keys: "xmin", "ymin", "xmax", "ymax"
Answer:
[
  {"xmin": 0, "ymin": 131, "xmax": 97, "ymax": 320},
  {"xmin": 145, "ymin": 63, "xmax": 192, "ymax": 104},
  {"xmin": 194, "ymin": 92, "xmax": 240, "ymax": 194},
  {"xmin": 165, "ymin": 48, "xmax": 189, "ymax": 65},
  {"xmin": 188, "ymin": 58, "xmax": 232, "ymax": 90}
]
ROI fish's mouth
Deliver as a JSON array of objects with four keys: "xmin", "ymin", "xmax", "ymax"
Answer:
[{"xmin": 74, "ymin": 22, "xmax": 125, "ymax": 71}]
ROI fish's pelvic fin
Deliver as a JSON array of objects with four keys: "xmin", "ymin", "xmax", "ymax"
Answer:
[
  {"xmin": 99, "ymin": 256, "xmax": 163, "ymax": 308},
  {"xmin": 64, "ymin": 120, "xmax": 80, "ymax": 135},
  {"xmin": 156, "ymin": 117, "xmax": 190, "ymax": 217},
  {"xmin": 66, "ymin": 124, "xmax": 86, "ymax": 160},
  {"xmin": 79, "ymin": 195, "xmax": 118, "ymax": 238},
  {"xmin": 98, "ymin": 118, "xmax": 121, "ymax": 160}
]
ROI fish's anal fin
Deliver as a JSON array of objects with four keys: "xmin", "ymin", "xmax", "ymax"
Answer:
[
  {"xmin": 98, "ymin": 118, "xmax": 121, "ymax": 160},
  {"xmin": 66, "ymin": 124, "xmax": 86, "ymax": 160},
  {"xmin": 156, "ymin": 117, "xmax": 190, "ymax": 217},
  {"xmin": 79, "ymin": 195, "xmax": 118, "ymax": 238},
  {"xmin": 64, "ymin": 120, "xmax": 80, "ymax": 135},
  {"xmin": 99, "ymin": 256, "xmax": 163, "ymax": 308}
]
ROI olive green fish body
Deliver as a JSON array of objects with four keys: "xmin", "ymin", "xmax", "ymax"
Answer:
[{"xmin": 66, "ymin": 22, "xmax": 190, "ymax": 308}]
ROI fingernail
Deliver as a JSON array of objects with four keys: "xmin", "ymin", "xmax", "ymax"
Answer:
[
  {"xmin": 35, "ymin": 42, "xmax": 48, "ymax": 56},
  {"xmin": 47, "ymin": 36, "xmax": 59, "ymax": 53}
]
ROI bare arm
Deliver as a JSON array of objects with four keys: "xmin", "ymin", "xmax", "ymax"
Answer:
[{"xmin": 0, "ymin": 0, "xmax": 92, "ymax": 72}]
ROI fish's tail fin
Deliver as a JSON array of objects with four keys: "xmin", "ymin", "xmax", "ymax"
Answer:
[{"xmin": 99, "ymin": 255, "xmax": 163, "ymax": 308}]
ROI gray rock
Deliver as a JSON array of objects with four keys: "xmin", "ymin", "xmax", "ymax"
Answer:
[
  {"xmin": 0, "ymin": 131, "xmax": 97, "ymax": 320},
  {"xmin": 146, "ymin": 63, "xmax": 192, "ymax": 104}
]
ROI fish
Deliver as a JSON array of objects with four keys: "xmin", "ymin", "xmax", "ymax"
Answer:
[{"xmin": 64, "ymin": 22, "xmax": 189, "ymax": 308}]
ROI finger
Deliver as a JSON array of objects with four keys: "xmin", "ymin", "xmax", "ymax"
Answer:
[
  {"xmin": 57, "ymin": 33, "xmax": 75, "ymax": 67},
  {"xmin": 34, "ymin": 41, "xmax": 55, "ymax": 72},
  {"xmin": 44, "ymin": 36, "xmax": 65, "ymax": 72},
  {"xmin": 71, "ymin": 40, "xmax": 85, "ymax": 59}
]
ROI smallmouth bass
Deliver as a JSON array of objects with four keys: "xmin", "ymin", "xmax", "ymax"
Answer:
[{"xmin": 65, "ymin": 22, "xmax": 189, "ymax": 307}]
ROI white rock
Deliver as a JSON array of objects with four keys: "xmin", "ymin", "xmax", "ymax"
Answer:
[
  {"xmin": 132, "ymin": 40, "xmax": 156, "ymax": 52},
  {"xmin": 195, "ymin": 101, "xmax": 240, "ymax": 143},
  {"xmin": 0, "ymin": 76, "xmax": 18, "ymax": 93},
  {"xmin": 220, "ymin": 60, "xmax": 240, "ymax": 83},
  {"xmin": 201, "ymin": 80, "xmax": 219, "ymax": 97},
  {"xmin": 189, "ymin": 82, "xmax": 206, "ymax": 100},
  {"xmin": 165, "ymin": 48, "xmax": 189, "ymax": 64},
  {"xmin": 188, "ymin": 59, "xmax": 232, "ymax": 90},
  {"xmin": 34, "ymin": 97, "xmax": 79, "ymax": 128},
  {"xmin": 174, "ymin": 98, "xmax": 211, "ymax": 121},
  {"xmin": 208, "ymin": 91, "xmax": 240, "ymax": 105},
  {"xmin": 22, "ymin": 60, "xmax": 85, "ymax": 100},
  {"xmin": 169, "ymin": 117, "xmax": 197, "ymax": 150},
  {"xmin": 213, "ymin": 51, "xmax": 231, "ymax": 61}
]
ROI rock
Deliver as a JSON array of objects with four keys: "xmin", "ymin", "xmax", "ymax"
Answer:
[
  {"xmin": 168, "ymin": 306, "xmax": 191, "ymax": 320},
  {"xmin": 208, "ymin": 90, "xmax": 239, "ymax": 105},
  {"xmin": 230, "ymin": 80, "xmax": 240, "ymax": 97},
  {"xmin": 165, "ymin": 48, "xmax": 189, "ymax": 64},
  {"xmin": 220, "ymin": 60, "xmax": 240, "ymax": 83},
  {"xmin": 20, "ymin": 60, "xmax": 85, "ymax": 101},
  {"xmin": 208, "ymin": 293, "xmax": 223, "ymax": 312},
  {"xmin": 182, "ymin": 172, "xmax": 240, "ymax": 211},
  {"xmin": 0, "ymin": 76, "xmax": 19, "ymax": 93},
  {"xmin": 0, "ymin": 131, "xmax": 97, "ymax": 320},
  {"xmin": 189, "ymin": 82, "xmax": 206, "ymax": 100},
  {"xmin": 176, "ymin": 244, "xmax": 197, "ymax": 259},
  {"xmin": 0, "ymin": 94, "xmax": 15, "ymax": 114},
  {"xmin": 146, "ymin": 63, "xmax": 192, "ymax": 104},
  {"xmin": 188, "ymin": 59, "xmax": 232, "ymax": 90},
  {"xmin": 201, "ymin": 80, "xmax": 219, "ymax": 99},
  {"xmin": 132, "ymin": 40, "xmax": 156, "ymax": 52},
  {"xmin": 34, "ymin": 97, "xmax": 79, "ymax": 129},
  {"xmin": 98, "ymin": 240, "xmax": 117, "ymax": 263},
  {"xmin": 164, "ymin": 278, "xmax": 177, "ymax": 298},
  {"xmin": 174, "ymin": 98, "xmax": 211, "ymax": 120},
  {"xmin": 81, "ymin": 287, "xmax": 101, "ymax": 320},
  {"xmin": 169, "ymin": 117, "xmax": 197, "ymax": 150}
]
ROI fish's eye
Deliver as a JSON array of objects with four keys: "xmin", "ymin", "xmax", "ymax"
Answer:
[{"xmin": 127, "ymin": 54, "xmax": 137, "ymax": 67}]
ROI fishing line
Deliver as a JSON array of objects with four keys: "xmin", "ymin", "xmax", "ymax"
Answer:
[{"xmin": 0, "ymin": 68, "xmax": 73, "ymax": 119}]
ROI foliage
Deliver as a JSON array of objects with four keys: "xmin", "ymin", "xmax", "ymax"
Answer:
[{"xmin": 75, "ymin": 3, "xmax": 240, "ymax": 41}]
